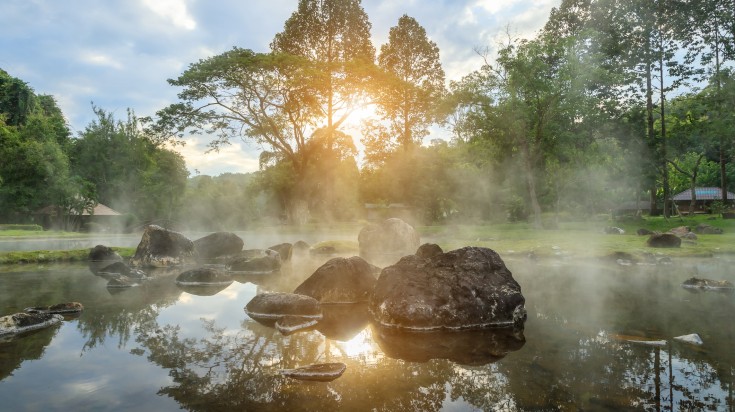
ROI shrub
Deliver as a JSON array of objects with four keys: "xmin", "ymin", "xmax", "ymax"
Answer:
[{"xmin": 0, "ymin": 224, "xmax": 43, "ymax": 231}]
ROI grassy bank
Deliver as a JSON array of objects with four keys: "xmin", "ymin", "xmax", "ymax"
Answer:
[
  {"xmin": 1, "ymin": 214, "xmax": 733, "ymax": 264},
  {"xmin": 0, "ymin": 247, "xmax": 136, "ymax": 265}
]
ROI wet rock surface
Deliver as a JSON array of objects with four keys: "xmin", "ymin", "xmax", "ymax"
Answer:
[
  {"xmin": 0, "ymin": 312, "xmax": 63, "ymax": 336},
  {"xmin": 24, "ymin": 302, "xmax": 84, "ymax": 314},
  {"xmin": 175, "ymin": 267, "xmax": 233, "ymax": 286},
  {"xmin": 358, "ymin": 218, "xmax": 420, "ymax": 266},
  {"xmin": 415, "ymin": 243, "xmax": 443, "ymax": 259},
  {"xmin": 193, "ymin": 232, "xmax": 244, "ymax": 259},
  {"xmin": 97, "ymin": 261, "xmax": 146, "ymax": 279},
  {"xmin": 267, "ymin": 243, "xmax": 293, "ymax": 262},
  {"xmin": 130, "ymin": 225, "xmax": 197, "ymax": 268},
  {"xmin": 244, "ymin": 292, "xmax": 322, "ymax": 321},
  {"xmin": 293, "ymin": 256, "xmax": 377, "ymax": 303},
  {"xmin": 681, "ymin": 277, "xmax": 734, "ymax": 291},
  {"xmin": 369, "ymin": 246, "xmax": 526, "ymax": 330},
  {"xmin": 229, "ymin": 249, "xmax": 282, "ymax": 274}
]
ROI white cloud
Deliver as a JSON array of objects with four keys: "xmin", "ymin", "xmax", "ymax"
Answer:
[
  {"xmin": 80, "ymin": 52, "xmax": 123, "ymax": 69},
  {"xmin": 141, "ymin": 0, "xmax": 196, "ymax": 30}
]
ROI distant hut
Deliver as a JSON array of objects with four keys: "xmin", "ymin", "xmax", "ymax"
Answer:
[
  {"xmin": 34, "ymin": 203, "xmax": 124, "ymax": 231},
  {"xmin": 672, "ymin": 187, "xmax": 735, "ymax": 214}
]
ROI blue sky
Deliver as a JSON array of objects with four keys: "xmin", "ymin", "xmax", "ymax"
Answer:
[{"xmin": 0, "ymin": 0, "xmax": 558, "ymax": 176}]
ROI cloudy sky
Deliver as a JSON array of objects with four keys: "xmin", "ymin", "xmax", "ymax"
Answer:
[{"xmin": 0, "ymin": 0, "xmax": 559, "ymax": 176}]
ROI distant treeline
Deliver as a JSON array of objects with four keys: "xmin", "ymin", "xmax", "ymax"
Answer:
[{"xmin": 3, "ymin": 0, "xmax": 735, "ymax": 230}]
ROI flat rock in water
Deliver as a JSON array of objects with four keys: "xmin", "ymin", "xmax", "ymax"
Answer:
[
  {"xmin": 24, "ymin": 302, "xmax": 84, "ymax": 314},
  {"xmin": 279, "ymin": 363, "xmax": 347, "ymax": 382},
  {"xmin": 245, "ymin": 292, "xmax": 322, "ymax": 321},
  {"xmin": 228, "ymin": 249, "xmax": 281, "ymax": 274},
  {"xmin": 176, "ymin": 267, "xmax": 233, "ymax": 286},
  {"xmin": 275, "ymin": 316, "xmax": 319, "ymax": 335},
  {"xmin": 107, "ymin": 275, "xmax": 139, "ymax": 288},
  {"xmin": 674, "ymin": 333, "xmax": 703, "ymax": 345},
  {"xmin": 0, "ymin": 312, "xmax": 63, "ymax": 336},
  {"xmin": 681, "ymin": 277, "xmax": 734, "ymax": 291}
]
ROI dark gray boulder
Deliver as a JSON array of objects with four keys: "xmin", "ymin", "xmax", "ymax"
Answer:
[
  {"xmin": 647, "ymin": 233, "xmax": 682, "ymax": 248},
  {"xmin": 369, "ymin": 246, "xmax": 526, "ymax": 330},
  {"xmin": 229, "ymin": 249, "xmax": 281, "ymax": 274},
  {"xmin": 293, "ymin": 256, "xmax": 377, "ymax": 303},
  {"xmin": 193, "ymin": 232, "xmax": 244, "ymax": 259},
  {"xmin": 88, "ymin": 245, "xmax": 123, "ymax": 274},
  {"xmin": 416, "ymin": 243, "xmax": 443, "ymax": 259},
  {"xmin": 694, "ymin": 224, "xmax": 723, "ymax": 234},
  {"xmin": 130, "ymin": 225, "xmax": 197, "ymax": 268},
  {"xmin": 244, "ymin": 292, "xmax": 322, "ymax": 322},
  {"xmin": 358, "ymin": 218, "xmax": 421, "ymax": 266},
  {"xmin": 175, "ymin": 267, "xmax": 233, "ymax": 286}
]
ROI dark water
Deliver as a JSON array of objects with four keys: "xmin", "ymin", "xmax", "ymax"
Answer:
[{"xmin": 0, "ymin": 255, "xmax": 733, "ymax": 411}]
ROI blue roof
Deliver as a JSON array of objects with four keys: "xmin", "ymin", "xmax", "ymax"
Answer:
[{"xmin": 672, "ymin": 187, "xmax": 735, "ymax": 201}]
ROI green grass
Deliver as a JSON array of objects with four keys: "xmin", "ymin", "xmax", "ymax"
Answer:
[
  {"xmin": 0, "ymin": 247, "xmax": 136, "ymax": 265},
  {"xmin": 0, "ymin": 229, "xmax": 88, "ymax": 238}
]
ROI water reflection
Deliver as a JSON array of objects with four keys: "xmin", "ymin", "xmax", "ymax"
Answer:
[{"xmin": 0, "ymin": 259, "xmax": 733, "ymax": 410}]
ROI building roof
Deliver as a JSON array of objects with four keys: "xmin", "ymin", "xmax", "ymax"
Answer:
[
  {"xmin": 34, "ymin": 203, "xmax": 122, "ymax": 216},
  {"xmin": 672, "ymin": 187, "xmax": 735, "ymax": 201}
]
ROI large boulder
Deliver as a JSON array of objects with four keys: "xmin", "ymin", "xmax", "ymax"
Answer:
[
  {"xmin": 193, "ymin": 232, "xmax": 244, "ymax": 259},
  {"xmin": 647, "ymin": 233, "xmax": 681, "ymax": 248},
  {"xmin": 88, "ymin": 245, "xmax": 123, "ymax": 274},
  {"xmin": 358, "ymin": 218, "xmax": 421, "ymax": 266},
  {"xmin": 228, "ymin": 249, "xmax": 282, "ymax": 274},
  {"xmin": 293, "ymin": 256, "xmax": 377, "ymax": 304},
  {"xmin": 369, "ymin": 246, "xmax": 526, "ymax": 331},
  {"xmin": 130, "ymin": 225, "xmax": 197, "ymax": 268},
  {"xmin": 244, "ymin": 292, "xmax": 322, "ymax": 323}
]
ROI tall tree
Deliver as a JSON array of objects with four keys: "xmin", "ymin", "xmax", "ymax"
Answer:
[
  {"xmin": 270, "ymin": 0, "xmax": 375, "ymax": 150},
  {"xmin": 370, "ymin": 14, "xmax": 445, "ymax": 153}
]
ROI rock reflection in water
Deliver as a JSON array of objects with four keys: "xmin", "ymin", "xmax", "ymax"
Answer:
[{"xmin": 372, "ymin": 325, "xmax": 526, "ymax": 366}]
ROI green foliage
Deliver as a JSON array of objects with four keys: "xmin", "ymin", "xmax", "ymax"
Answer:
[{"xmin": 0, "ymin": 224, "xmax": 42, "ymax": 231}]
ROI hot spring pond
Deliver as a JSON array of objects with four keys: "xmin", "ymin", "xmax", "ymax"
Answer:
[{"xmin": 0, "ymin": 255, "xmax": 733, "ymax": 411}]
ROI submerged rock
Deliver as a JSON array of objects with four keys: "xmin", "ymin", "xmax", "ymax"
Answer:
[
  {"xmin": 646, "ymin": 233, "xmax": 681, "ymax": 248},
  {"xmin": 175, "ymin": 267, "xmax": 233, "ymax": 286},
  {"xmin": 244, "ymin": 292, "xmax": 322, "ymax": 322},
  {"xmin": 130, "ymin": 225, "xmax": 197, "ymax": 268},
  {"xmin": 193, "ymin": 232, "xmax": 244, "ymax": 260},
  {"xmin": 293, "ymin": 256, "xmax": 377, "ymax": 303},
  {"xmin": 229, "ymin": 249, "xmax": 281, "ymax": 274},
  {"xmin": 369, "ymin": 246, "xmax": 526, "ymax": 331},
  {"xmin": 24, "ymin": 302, "xmax": 84, "ymax": 314},
  {"xmin": 358, "ymin": 218, "xmax": 420, "ymax": 266},
  {"xmin": 106, "ymin": 275, "xmax": 140, "ymax": 289},
  {"xmin": 673, "ymin": 333, "xmax": 703, "ymax": 345},
  {"xmin": 279, "ymin": 363, "xmax": 346, "ymax": 382},
  {"xmin": 0, "ymin": 312, "xmax": 63, "ymax": 337}
]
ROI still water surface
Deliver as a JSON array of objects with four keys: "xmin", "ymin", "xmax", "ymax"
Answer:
[{"xmin": 0, "ymin": 254, "xmax": 733, "ymax": 411}]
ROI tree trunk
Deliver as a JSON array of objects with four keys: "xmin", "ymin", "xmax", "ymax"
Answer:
[{"xmin": 522, "ymin": 141, "xmax": 543, "ymax": 229}]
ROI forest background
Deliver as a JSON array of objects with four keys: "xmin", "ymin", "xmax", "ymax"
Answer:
[{"xmin": 1, "ymin": 0, "xmax": 735, "ymax": 232}]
